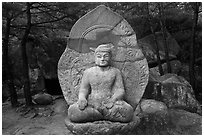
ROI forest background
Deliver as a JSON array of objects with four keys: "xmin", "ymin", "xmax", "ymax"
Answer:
[{"xmin": 2, "ymin": 2, "xmax": 202, "ymax": 107}]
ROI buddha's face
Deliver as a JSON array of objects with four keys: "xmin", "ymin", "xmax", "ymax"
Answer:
[{"xmin": 95, "ymin": 51, "xmax": 111, "ymax": 67}]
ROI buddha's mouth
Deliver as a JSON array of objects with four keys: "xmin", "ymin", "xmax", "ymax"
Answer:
[{"xmin": 100, "ymin": 61, "xmax": 108, "ymax": 64}]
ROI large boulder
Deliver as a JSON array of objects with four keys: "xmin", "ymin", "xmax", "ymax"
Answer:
[
  {"xmin": 167, "ymin": 109, "xmax": 202, "ymax": 135},
  {"xmin": 134, "ymin": 110, "xmax": 170, "ymax": 134},
  {"xmin": 58, "ymin": 5, "xmax": 149, "ymax": 110},
  {"xmin": 144, "ymin": 73, "xmax": 201, "ymax": 115},
  {"xmin": 132, "ymin": 99, "xmax": 201, "ymax": 135},
  {"xmin": 133, "ymin": 99, "xmax": 168, "ymax": 121},
  {"xmin": 134, "ymin": 108, "xmax": 201, "ymax": 135}
]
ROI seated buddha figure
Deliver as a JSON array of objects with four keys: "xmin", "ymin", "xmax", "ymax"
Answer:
[{"xmin": 67, "ymin": 43, "xmax": 134, "ymax": 123}]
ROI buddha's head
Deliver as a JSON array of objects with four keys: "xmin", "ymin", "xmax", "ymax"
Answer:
[{"xmin": 94, "ymin": 43, "xmax": 113, "ymax": 67}]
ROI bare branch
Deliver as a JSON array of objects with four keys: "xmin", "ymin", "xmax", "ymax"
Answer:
[{"xmin": 31, "ymin": 15, "xmax": 68, "ymax": 26}]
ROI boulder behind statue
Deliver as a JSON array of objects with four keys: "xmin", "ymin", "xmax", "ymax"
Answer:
[{"xmin": 144, "ymin": 73, "xmax": 201, "ymax": 115}]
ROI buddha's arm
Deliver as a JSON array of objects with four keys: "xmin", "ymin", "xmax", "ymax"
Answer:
[
  {"xmin": 111, "ymin": 69, "xmax": 125, "ymax": 102},
  {"xmin": 78, "ymin": 70, "xmax": 90, "ymax": 101}
]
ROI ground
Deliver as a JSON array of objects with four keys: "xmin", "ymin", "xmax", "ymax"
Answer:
[
  {"xmin": 2, "ymin": 96, "xmax": 202, "ymax": 135},
  {"xmin": 2, "ymin": 97, "xmax": 73, "ymax": 135}
]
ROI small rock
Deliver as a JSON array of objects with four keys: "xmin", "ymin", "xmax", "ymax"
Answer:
[{"xmin": 33, "ymin": 93, "xmax": 53, "ymax": 105}]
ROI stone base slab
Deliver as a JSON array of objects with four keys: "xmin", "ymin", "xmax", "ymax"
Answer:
[{"xmin": 65, "ymin": 117, "xmax": 140, "ymax": 135}]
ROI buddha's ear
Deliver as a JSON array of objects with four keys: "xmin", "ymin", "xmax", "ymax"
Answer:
[{"xmin": 89, "ymin": 47, "xmax": 96, "ymax": 52}]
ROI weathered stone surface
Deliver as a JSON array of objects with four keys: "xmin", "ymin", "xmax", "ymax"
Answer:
[
  {"xmin": 33, "ymin": 93, "xmax": 53, "ymax": 105},
  {"xmin": 67, "ymin": 44, "xmax": 135, "ymax": 123},
  {"xmin": 167, "ymin": 109, "xmax": 202, "ymax": 135},
  {"xmin": 140, "ymin": 99, "xmax": 168, "ymax": 114},
  {"xmin": 134, "ymin": 108, "xmax": 201, "ymax": 135},
  {"xmin": 160, "ymin": 74, "xmax": 201, "ymax": 114},
  {"xmin": 135, "ymin": 110, "xmax": 170, "ymax": 134},
  {"xmin": 143, "ymin": 73, "xmax": 201, "ymax": 115},
  {"xmin": 58, "ymin": 5, "xmax": 149, "ymax": 109},
  {"xmin": 138, "ymin": 31, "xmax": 180, "ymax": 63},
  {"xmin": 65, "ymin": 117, "xmax": 140, "ymax": 135}
]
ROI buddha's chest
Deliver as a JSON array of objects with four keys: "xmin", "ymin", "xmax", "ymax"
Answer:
[{"xmin": 89, "ymin": 71, "xmax": 116, "ymax": 89}]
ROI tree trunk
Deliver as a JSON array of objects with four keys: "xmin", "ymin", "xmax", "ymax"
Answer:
[
  {"xmin": 189, "ymin": 2, "xmax": 199, "ymax": 91},
  {"xmin": 21, "ymin": 2, "xmax": 32, "ymax": 106},
  {"xmin": 3, "ymin": 17, "xmax": 18, "ymax": 107},
  {"xmin": 158, "ymin": 3, "xmax": 171, "ymax": 73},
  {"xmin": 146, "ymin": 2, "xmax": 164, "ymax": 75}
]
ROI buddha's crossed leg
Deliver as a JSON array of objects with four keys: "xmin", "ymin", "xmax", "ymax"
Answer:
[{"xmin": 68, "ymin": 101, "xmax": 133, "ymax": 123}]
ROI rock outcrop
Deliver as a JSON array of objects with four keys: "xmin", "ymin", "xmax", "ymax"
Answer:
[{"xmin": 144, "ymin": 73, "xmax": 201, "ymax": 115}]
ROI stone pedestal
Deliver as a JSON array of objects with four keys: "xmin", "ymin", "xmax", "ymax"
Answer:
[{"xmin": 65, "ymin": 117, "xmax": 140, "ymax": 135}]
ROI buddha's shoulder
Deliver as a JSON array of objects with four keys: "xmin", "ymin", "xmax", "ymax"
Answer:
[
  {"xmin": 84, "ymin": 66, "xmax": 98, "ymax": 73},
  {"xmin": 110, "ymin": 66, "xmax": 121, "ymax": 73},
  {"xmin": 110, "ymin": 66, "xmax": 120, "ymax": 71}
]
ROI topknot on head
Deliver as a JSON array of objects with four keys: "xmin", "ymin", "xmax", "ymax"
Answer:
[{"xmin": 95, "ymin": 43, "xmax": 114, "ymax": 54}]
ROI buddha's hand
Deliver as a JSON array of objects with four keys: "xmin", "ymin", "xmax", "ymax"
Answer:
[
  {"xmin": 104, "ymin": 99, "xmax": 115, "ymax": 109},
  {"xmin": 78, "ymin": 99, "xmax": 88, "ymax": 110}
]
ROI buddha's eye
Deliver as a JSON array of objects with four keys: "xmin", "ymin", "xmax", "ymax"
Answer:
[
  {"xmin": 103, "ymin": 54, "xmax": 110, "ymax": 58},
  {"xmin": 104, "ymin": 55, "xmax": 109, "ymax": 58},
  {"xmin": 96, "ymin": 55, "xmax": 102, "ymax": 58}
]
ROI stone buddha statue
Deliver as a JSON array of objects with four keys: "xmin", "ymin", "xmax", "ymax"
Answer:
[{"xmin": 67, "ymin": 43, "xmax": 134, "ymax": 123}]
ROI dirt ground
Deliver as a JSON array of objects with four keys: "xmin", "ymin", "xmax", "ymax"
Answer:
[
  {"xmin": 2, "ymin": 96, "xmax": 202, "ymax": 135},
  {"xmin": 2, "ymin": 97, "xmax": 73, "ymax": 135}
]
